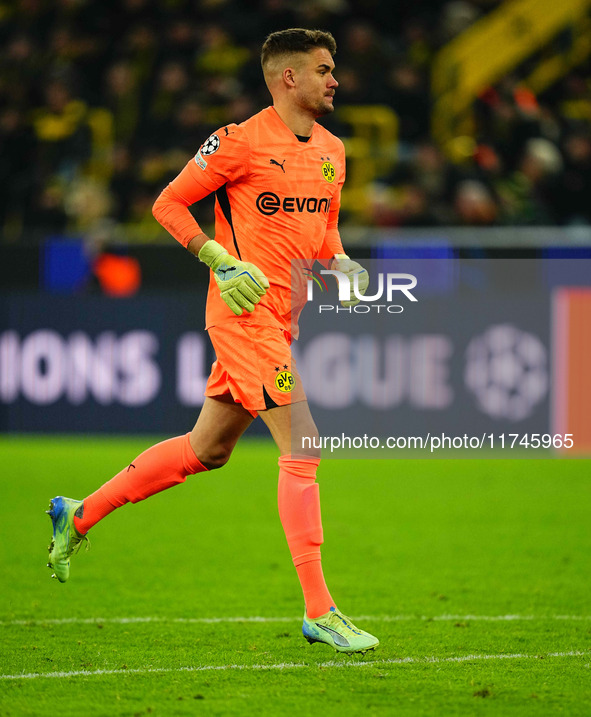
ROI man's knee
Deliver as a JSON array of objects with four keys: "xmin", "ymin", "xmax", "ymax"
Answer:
[
  {"xmin": 298, "ymin": 429, "xmax": 321, "ymax": 459},
  {"xmin": 196, "ymin": 444, "xmax": 233, "ymax": 471},
  {"xmin": 261, "ymin": 401, "xmax": 321, "ymax": 458}
]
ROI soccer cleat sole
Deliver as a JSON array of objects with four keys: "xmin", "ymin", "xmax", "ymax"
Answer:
[
  {"xmin": 304, "ymin": 633, "xmax": 379, "ymax": 655},
  {"xmin": 46, "ymin": 501, "xmax": 57, "ymax": 571}
]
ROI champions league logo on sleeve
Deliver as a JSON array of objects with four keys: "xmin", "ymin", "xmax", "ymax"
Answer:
[
  {"xmin": 200, "ymin": 134, "xmax": 220, "ymax": 155},
  {"xmin": 195, "ymin": 133, "xmax": 221, "ymax": 170}
]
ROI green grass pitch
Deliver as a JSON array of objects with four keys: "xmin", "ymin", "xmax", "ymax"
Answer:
[{"xmin": 1, "ymin": 436, "xmax": 589, "ymax": 716}]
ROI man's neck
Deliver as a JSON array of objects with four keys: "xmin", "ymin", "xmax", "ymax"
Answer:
[{"xmin": 272, "ymin": 102, "xmax": 315, "ymax": 138}]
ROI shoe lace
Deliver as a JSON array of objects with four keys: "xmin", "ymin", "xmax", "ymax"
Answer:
[
  {"xmin": 326, "ymin": 609, "xmax": 361, "ymax": 636},
  {"xmin": 68, "ymin": 532, "xmax": 90, "ymax": 557}
]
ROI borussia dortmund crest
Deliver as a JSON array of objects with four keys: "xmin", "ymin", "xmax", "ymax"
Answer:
[
  {"xmin": 275, "ymin": 370, "xmax": 295, "ymax": 392},
  {"xmin": 321, "ymin": 161, "xmax": 335, "ymax": 183}
]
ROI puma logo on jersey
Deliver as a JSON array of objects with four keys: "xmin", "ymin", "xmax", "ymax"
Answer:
[{"xmin": 270, "ymin": 158, "xmax": 286, "ymax": 173}]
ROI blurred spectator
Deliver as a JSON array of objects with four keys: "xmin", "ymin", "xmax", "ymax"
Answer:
[
  {"xmin": 159, "ymin": 97, "xmax": 212, "ymax": 155},
  {"xmin": 103, "ymin": 61, "xmax": 142, "ymax": 143},
  {"xmin": 558, "ymin": 74, "xmax": 591, "ymax": 125},
  {"xmin": 31, "ymin": 79, "xmax": 92, "ymax": 182},
  {"xmin": 142, "ymin": 61, "xmax": 191, "ymax": 146},
  {"xmin": 453, "ymin": 180, "xmax": 498, "ymax": 225},
  {"xmin": 337, "ymin": 21, "xmax": 389, "ymax": 103},
  {"xmin": 194, "ymin": 24, "xmax": 250, "ymax": 78},
  {"xmin": 30, "ymin": 181, "xmax": 69, "ymax": 240},
  {"xmin": 121, "ymin": 23, "xmax": 159, "ymax": 87},
  {"xmin": 108, "ymin": 145, "xmax": 136, "ymax": 223},
  {"xmin": 398, "ymin": 20, "xmax": 434, "ymax": 72},
  {"xmin": 496, "ymin": 138, "xmax": 563, "ymax": 224},
  {"xmin": 1, "ymin": 33, "xmax": 40, "ymax": 106},
  {"xmin": 64, "ymin": 176, "xmax": 112, "ymax": 231},
  {"xmin": 123, "ymin": 184, "xmax": 166, "ymax": 242},
  {"xmin": 386, "ymin": 64, "xmax": 431, "ymax": 145},
  {"xmin": 438, "ymin": 1, "xmax": 482, "ymax": 43},
  {"xmin": 159, "ymin": 16, "xmax": 198, "ymax": 66}
]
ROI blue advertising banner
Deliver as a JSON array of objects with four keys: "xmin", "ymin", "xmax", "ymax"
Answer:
[{"xmin": 0, "ymin": 292, "xmax": 219, "ymax": 434}]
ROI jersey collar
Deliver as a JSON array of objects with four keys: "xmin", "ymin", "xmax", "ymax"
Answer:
[{"xmin": 267, "ymin": 106, "xmax": 317, "ymax": 144}]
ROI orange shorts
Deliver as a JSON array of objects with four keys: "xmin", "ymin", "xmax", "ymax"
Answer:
[{"xmin": 205, "ymin": 322, "xmax": 306, "ymax": 417}]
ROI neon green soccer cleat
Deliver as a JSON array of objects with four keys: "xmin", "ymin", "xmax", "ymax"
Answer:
[
  {"xmin": 46, "ymin": 496, "xmax": 89, "ymax": 582},
  {"xmin": 302, "ymin": 606, "xmax": 379, "ymax": 654}
]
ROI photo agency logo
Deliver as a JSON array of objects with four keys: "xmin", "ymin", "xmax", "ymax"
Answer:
[{"xmin": 303, "ymin": 267, "xmax": 418, "ymax": 313}]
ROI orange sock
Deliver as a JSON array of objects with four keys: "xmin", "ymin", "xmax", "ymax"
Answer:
[
  {"xmin": 74, "ymin": 433, "xmax": 206, "ymax": 534},
  {"xmin": 277, "ymin": 455, "xmax": 335, "ymax": 619}
]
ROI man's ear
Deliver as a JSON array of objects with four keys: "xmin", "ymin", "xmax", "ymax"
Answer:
[{"xmin": 283, "ymin": 67, "xmax": 296, "ymax": 87}]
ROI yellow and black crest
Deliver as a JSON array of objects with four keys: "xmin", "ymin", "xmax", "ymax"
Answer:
[
  {"xmin": 275, "ymin": 370, "xmax": 295, "ymax": 393},
  {"xmin": 321, "ymin": 161, "xmax": 335, "ymax": 183}
]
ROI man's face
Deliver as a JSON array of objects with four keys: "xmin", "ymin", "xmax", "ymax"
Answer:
[{"xmin": 292, "ymin": 48, "xmax": 338, "ymax": 117}]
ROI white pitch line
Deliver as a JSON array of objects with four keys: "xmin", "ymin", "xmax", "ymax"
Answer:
[
  {"xmin": 1, "ymin": 614, "xmax": 590, "ymax": 627},
  {"xmin": 0, "ymin": 651, "xmax": 586, "ymax": 681},
  {"xmin": 360, "ymin": 614, "xmax": 591, "ymax": 622}
]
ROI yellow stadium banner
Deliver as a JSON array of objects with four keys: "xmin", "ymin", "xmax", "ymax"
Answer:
[{"xmin": 432, "ymin": 0, "xmax": 591, "ymax": 152}]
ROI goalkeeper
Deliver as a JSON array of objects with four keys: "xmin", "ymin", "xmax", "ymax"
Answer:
[{"xmin": 45, "ymin": 28, "xmax": 377, "ymax": 654}]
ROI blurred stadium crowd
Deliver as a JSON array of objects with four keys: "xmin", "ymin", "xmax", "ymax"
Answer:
[{"xmin": 2, "ymin": 0, "xmax": 591, "ymax": 243}]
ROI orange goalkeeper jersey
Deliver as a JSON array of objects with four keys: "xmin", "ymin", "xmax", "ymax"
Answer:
[{"xmin": 153, "ymin": 106, "xmax": 345, "ymax": 337}]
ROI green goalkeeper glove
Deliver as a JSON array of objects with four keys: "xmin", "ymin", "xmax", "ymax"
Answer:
[
  {"xmin": 198, "ymin": 239, "xmax": 269, "ymax": 316},
  {"xmin": 331, "ymin": 254, "xmax": 369, "ymax": 307}
]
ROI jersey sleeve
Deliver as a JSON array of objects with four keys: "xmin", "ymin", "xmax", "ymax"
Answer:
[
  {"xmin": 318, "ymin": 141, "xmax": 346, "ymax": 259},
  {"xmin": 189, "ymin": 124, "xmax": 250, "ymax": 193},
  {"xmin": 152, "ymin": 179, "xmax": 209, "ymax": 248},
  {"xmin": 152, "ymin": 124, "xmax": 250, "ymax": 248}
]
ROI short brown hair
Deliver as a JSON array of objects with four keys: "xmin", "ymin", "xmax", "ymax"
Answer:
[{"xmin": 261, "ymin": 28, "xmax": 336, "ymax": 71}]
